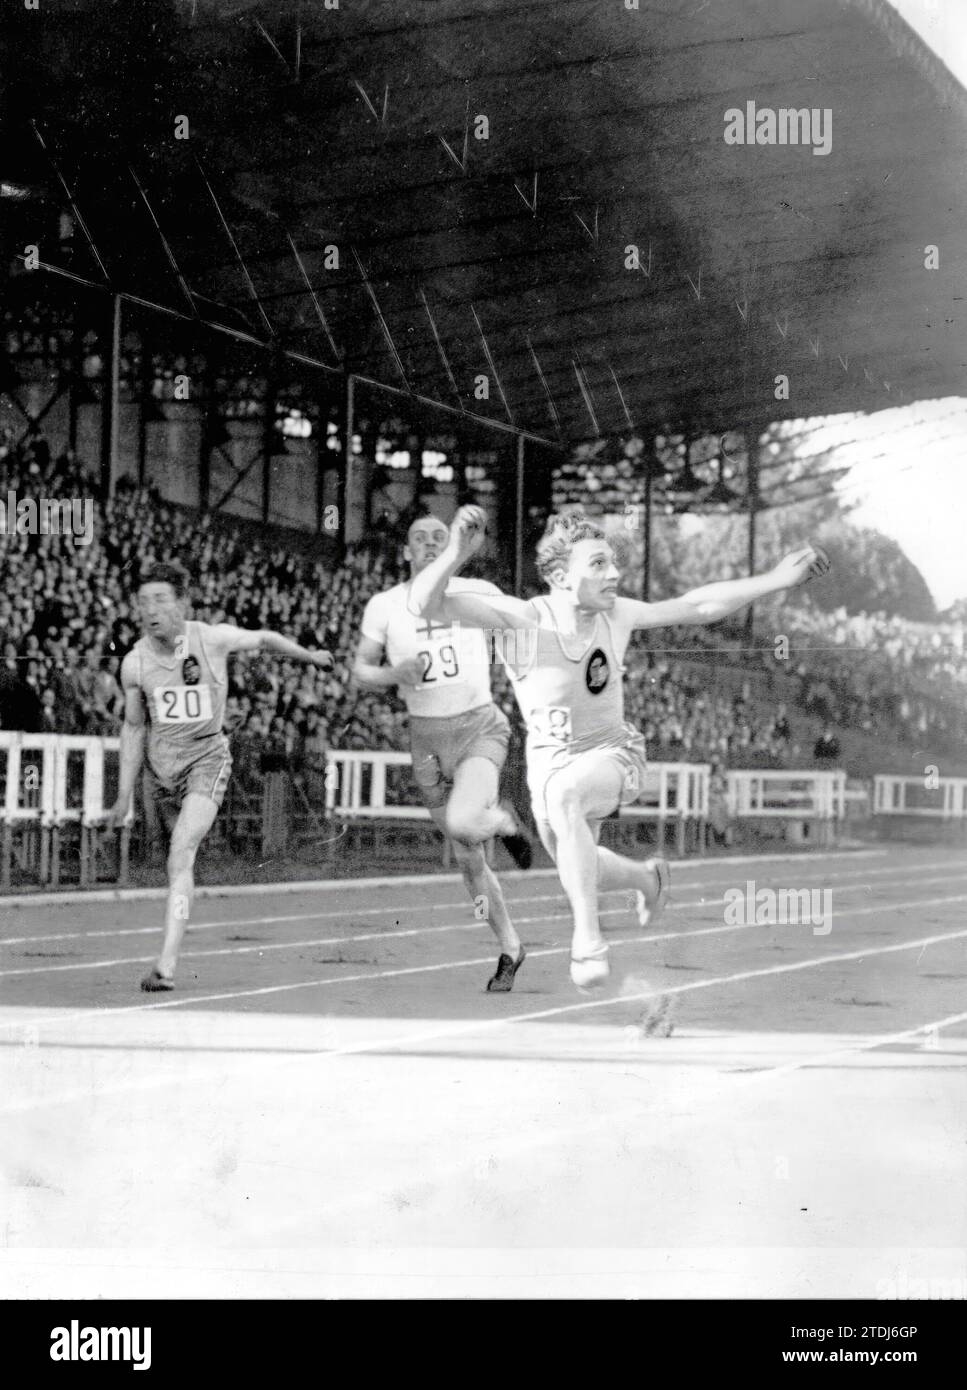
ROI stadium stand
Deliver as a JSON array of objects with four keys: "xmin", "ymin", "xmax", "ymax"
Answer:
[{"xmin": 2, "ymin": 425, "xmax": 965, "ymax": 863}]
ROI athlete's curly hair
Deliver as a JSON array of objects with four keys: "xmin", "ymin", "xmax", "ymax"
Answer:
[
  {"xmin": 138, "ymin": 561, "xmax": 190, "ymax": 599},
  {"xmin": 534, "ymin": 508, "xmax": 607, "ymax": 582}
]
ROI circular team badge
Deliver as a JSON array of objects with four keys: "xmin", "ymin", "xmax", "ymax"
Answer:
[
  {"xmin": 182, "ymin": 655, "xmax": 201, "ymax": 685},
  {"xmin": 585, "ymin": 647, "xmax": 610, "ymax": 694}
]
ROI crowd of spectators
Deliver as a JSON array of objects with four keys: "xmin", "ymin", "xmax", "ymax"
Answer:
[
  {"xmin": 2, "ymin": 428, "xmax": 965, "ymax": 805},
  {"xmin": 0, "ymin": 429, "xmax": 413, "ymax": 791},
  {"xmin": 773, "ymin": 602, "xmax": 966, "ymax": 751},
  {"xmin": 637, "ymin": 598, "xmax": 967, "ymax": 757},
  {"xmin": 624, "ymin": 657, "xmax": 802, "ymax": 767}
]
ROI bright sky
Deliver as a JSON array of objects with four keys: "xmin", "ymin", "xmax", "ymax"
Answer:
[
  {"xmin": 799, "ymin": 401, "xmax": 967, "ymax": 611},
  {"xmin": 888, "ymin": 0, "xmax": 967, "ymax": 89}
]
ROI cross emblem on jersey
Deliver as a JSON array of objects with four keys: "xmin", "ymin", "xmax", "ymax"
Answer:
[{"xmin": 416, "ymin": 617, "xmax": 449, "ymax": 639}]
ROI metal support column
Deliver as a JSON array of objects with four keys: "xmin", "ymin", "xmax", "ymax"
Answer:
[
  {"xmin": 262, "ymin": 373, "xmax": 277, "ymax": 526},
  {"xmin": 137, "ymin": 331, "xmax": 151, "ymax": 488},
  {"xmin": 316, "ymin": 384, "xmax": 327, "ymax": 535},
  {"xmin": 643, "ymin": 450, "xmax": 655, "ymax": 602},
  {"xmin": 198, "ymin": 412, "xmax": 211, "ymax": 513},
  {"xmin": 199, "ymin": 357, "xmax": 218, "ymax": 513},
  {"xmin": 514, "ymin": 433, "xmax": 525, "ymax": 596},
  {"xmin": 99, "ymin": 293, "xmax": 121, "ymax": 499},
  {"xmin": 68, "ymin": 303, "xmax": 81, "ymax": 453},
  {"xmin": 337, "ymin": 371, "xmax": 354, "ymax": 557},
  {"xmin": 745, "ymin": 423, "xmax": 761, "ymax": 640}
]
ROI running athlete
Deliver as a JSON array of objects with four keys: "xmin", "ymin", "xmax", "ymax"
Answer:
[
  {"xmin": 352, "ymin": 513, "xmax": 531, "ymax": 992},
  {"xmin": 410, "ymin": 506, "xmax": 831, "ymax": 991},
  {"xmin": 103, "ymin": 563, "xmax": 333, "ymax": 992}
]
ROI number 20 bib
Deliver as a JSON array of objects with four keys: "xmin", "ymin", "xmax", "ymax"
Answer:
[{"xmin": 151, "ymin": 684, "xmax": 214, "ymax": 725}]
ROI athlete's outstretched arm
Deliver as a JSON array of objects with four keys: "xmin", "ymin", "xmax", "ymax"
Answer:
[
  {"xmin": 407, "ymin": 505, "xmax": 539, "ymax": 631},
  {"xmin": 103, "ymin": 654, "xmax": 146, "ymax": 828},
  {"xmin": 616, "ymin": 545, "xmax": 831, "ymax": 630},
  {"xmin": 216, "ymin": 625, "xmax": 333, "ymax": 668}
]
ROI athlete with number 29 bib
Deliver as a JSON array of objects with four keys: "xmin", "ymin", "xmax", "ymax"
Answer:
[{"xmin": 353, "ymin": 514, "xmax": 531, "ymax": 993}]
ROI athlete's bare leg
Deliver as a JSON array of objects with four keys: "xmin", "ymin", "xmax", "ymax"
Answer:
[
  {"xmin": 539, "ymin": 817, "xmax": 667, "ymax": 930},
  {"xmin": 429, "ymin": 756, "xmax": 521, "ymax": 957},
  {"xmin": 595, "ymin": 844, "xmax": 665, "ymax": 912},
  {"xmin": 150, "ymin": 791, "xmax": 220, "ymax": 982},
  {"xmin": 446, "ymin": 755, "xmax": 519, "ymax": 845},
  {"xmin": 539, "ymin": 757, "xmax": 625, "ymax": 965}
]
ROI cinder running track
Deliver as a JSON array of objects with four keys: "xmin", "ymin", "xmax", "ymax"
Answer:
[{"xmin": 2, "ymin": 844, "xmax": 965, "ymax": 1298}]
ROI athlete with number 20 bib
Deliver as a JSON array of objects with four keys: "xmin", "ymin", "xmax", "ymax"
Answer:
[{"xmin": 104, "ymin": 563, "xmax": 334, "ymax": 993}]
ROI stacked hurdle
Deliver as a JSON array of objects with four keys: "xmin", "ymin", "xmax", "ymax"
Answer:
[
  {"xmin": 872, "ymin": 773, "xmax": 967, "ymax": 843},
  {"xmin": 0, "ymin": 735, "xmax": 888, "ymax": 890},
  {"xmin": 0, "ymin": 732, "xmax": 133, "ymax": 889},
  {"xmin": 725, "ymin": 768, "xmax": 847, "ymax": 848},
  {"xmin": 618, "ymin": 761, "xmax": 711, "ymax": 855}
]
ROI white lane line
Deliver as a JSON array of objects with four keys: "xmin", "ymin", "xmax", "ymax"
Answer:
[
  {"xmin": 0, "ymin": 847, "xmax": 889, "ymax": 909},
  {"xmin": 5, "ymin": 865, "xmax": 967, "ymax": 979},
  {"xmin": 3, "ymin": 890, "xmax": 967, "ymax": 1050},
  {"xmin": 756, "ymin": 1008, "xmax": 967, "ymax": 1080},
  {"xmin": 3, "ymin": 854, "xmax": 956, "ymax": 949},
  {"xmin": 4, "ymin": 850, "xmax": 903, "ymax": 945},
  {"xmin": 4, "ymin": 906, "xmax": 967, "ymax": 1114}
]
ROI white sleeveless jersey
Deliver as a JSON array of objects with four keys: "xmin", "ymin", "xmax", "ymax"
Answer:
[
  {"xmin": 129, "ymin": 620, "xmax": 230, "ymax": 782},
  {"xmin": 505, "ymin": 596, "xmax": 636, "ymax": 755},
  {"xmin": 360, "ymin": 578, "xmax": 500, "ymax": 717}
]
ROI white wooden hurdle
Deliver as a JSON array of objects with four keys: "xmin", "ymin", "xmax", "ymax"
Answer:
[
  {"xmin": 0, "ymin": 732, "xmax": 131, "ymax": 888},
  {"xmin": 322, "ymin": 749, "xmax": 480, "ymax": 866},
  {"xmin": 727, "ymin": 768, "xmax": 847, "ymax": 818},
  {"xmin": 725, "ymin": 768, "xmax": 847, "ymax": 846},
  {"xmin": 618, "ymin": 761, "xmax": 711, "ymax": 855},
  {"xmin": 323, "ymin": 749, "xmax": 431, "ymax": 820},
  {"xmin": 873, "ymin": 774, "xmax": 967, "ymax": 820},
  {"xmin": 1, "ymin": 730, "xmax": 935, "ymax": 890},
  {"xmin": 1, "ymin": 732, "xmax": 57, "ymax": 888},
  {"xmin": 49, "ymin": 735, "xmax": 134, "ymax": 886}
]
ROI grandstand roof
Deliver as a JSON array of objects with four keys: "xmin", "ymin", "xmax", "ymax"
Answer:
[{"xmin": 3, "ymin": 0, "xmax": 966, "ymax": 443}]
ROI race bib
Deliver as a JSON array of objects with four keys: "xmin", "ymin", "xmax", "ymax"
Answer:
[
  {"xmin": 530, "ymin": 705, "xmax": 573, "ymax": 744},
  {"xmin": 415, "ymin": 633, "xmax": 466, "ymax": 686},
  {"xmin": 151, "ymin": 684, "xmax": 214, "ymax": 725}
]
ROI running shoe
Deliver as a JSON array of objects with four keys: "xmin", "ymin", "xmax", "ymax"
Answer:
[
  {"xmin": 140, "ymin": 968, "xmax": 175, "ymax": 993},
  {"xmin": 635, "ymin": 856, "xmax": 670, "ymax": 929},
  {"xmin": 499, "ymin": 803, "xmax": 533, "ymax": 869},
  {"xmin": 570, "ymin": 944, "xmax": 610, "ymax": 992},
  {"xmin": 487, "ymin": 946, "xmax": 527, "ymax": 992}
]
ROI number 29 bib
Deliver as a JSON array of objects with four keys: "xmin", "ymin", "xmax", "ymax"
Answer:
[{"xmin": 416, "ymin": 633, "xmax": 465, "ymax": 686}]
